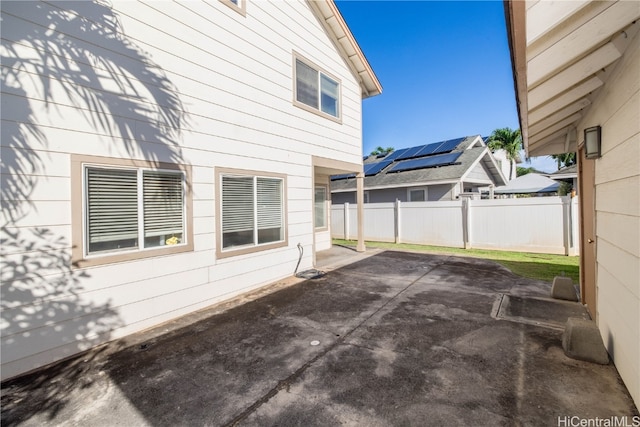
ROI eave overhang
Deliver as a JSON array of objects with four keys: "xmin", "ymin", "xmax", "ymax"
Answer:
[
  {"xmin": 308, "ymin": 0, "xmax": 383, "ymax": 99},
  {"xmin": 504, "ymin": 0, "xmax": 640, "ymax": 157}
]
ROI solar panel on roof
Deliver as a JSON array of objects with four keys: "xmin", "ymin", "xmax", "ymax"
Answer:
[
  {"xmin": 382, "ymin": 147, "xmax": 410, "ymax": 161},
  {"xmin": 396, "ymin": 145, "xmax": 426, "ymax": 161},
  {"xmin": 387, "ymin": 152, "xmax": 462, "ymax": 173},
  {"xmin": 414, "ymin": 142, "xmax": 441, "ymax": 157},
  {"xmin": 364, "ymin": 160, "xmax": 393, "ymax": 176},
  {"xmin": 330, "ymin": 173, "xmax": 356, "ymax": 181},
  {"xmin": 433, "ymin": 137, "xmax": 465, "ymax": 154}
]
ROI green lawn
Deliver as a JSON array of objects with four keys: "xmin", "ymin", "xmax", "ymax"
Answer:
[{"xmin": 333, "ymin": 239, "xmax": 580, "ymax": 283}]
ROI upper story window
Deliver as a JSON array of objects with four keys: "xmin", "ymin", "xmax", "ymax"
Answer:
[
  {"xmin": 294, "ymin": 53, "xmax": 341, "ymax": 121},
  {"xmin": 71, "ymin": 155, "xmax": 193, "ymax": 267},
  {"xmin": 220, "ymin": 0, "xmax": 246, "ymax": 16}
]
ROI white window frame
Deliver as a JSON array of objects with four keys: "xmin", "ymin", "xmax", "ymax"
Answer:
[
  {"xmin": 216, "ymin": 168, "xmax": 288, "ymax": 259},
  {"xmin": 314, "ymin": 185, "xmax": 328, "ymax": 230},
  {"xmin": 408, "ymin": 187, "xmax": 428, "ymax": 202},
  {"xmin": 82, "ymin": 165, "xmax": 187, "ymax": 257},
  {"xmin": 293, "ymin": 52, "xmax": 342, "ymax": 122},
  {"xmin": 219, "ymin": 0, "xmax": 246, "ymax": 16}
]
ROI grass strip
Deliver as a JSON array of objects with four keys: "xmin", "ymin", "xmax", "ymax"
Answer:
[{"xmin": 333, "ymin": 239, "xmax": 579, "ymax": 283}]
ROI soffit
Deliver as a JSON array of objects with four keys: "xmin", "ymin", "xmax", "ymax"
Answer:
[
  {"xmin": 507, "ymin": 0, "xmax": 640, "ymax": 156},
  {"xmin": 307, "ymin": 0, "xmax": 382, "ymax": 98}
]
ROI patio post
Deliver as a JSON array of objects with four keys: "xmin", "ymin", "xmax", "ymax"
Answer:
[{"xmin": 356, "ymin": 172, "xmax": 366, "ymax": 252}]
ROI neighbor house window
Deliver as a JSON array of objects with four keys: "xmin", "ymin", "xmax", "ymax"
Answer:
[
  {"xmin": 409, "ymin": 188, "xmax": 427, "ymax": 202},
  {"xmin": 218, "ymin": 169, "xmax": 287, "ymax": 257},
  {"xmin": 315, "ymin": 186, "xmax": 327, "ymax": 229},
  {"xmin": 219, "ymin": 0, "xmax": 246, "ymax": 15},
  {"xmin": 71, "ymin": 155, "xmax": 193, "ymax": 267},
  {"xmin": 294, "ymin": 53, "xmax": 341, "ymax": 120}
]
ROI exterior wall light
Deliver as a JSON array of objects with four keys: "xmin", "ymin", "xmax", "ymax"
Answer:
[{"xmin": 584, "ymin": 126, "xmax": 602, "ymax": 159}]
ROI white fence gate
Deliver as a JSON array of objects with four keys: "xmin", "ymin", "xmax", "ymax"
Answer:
[{"xmin": 331, "ymin": 196, "xmax": 580, "ymax": 255}]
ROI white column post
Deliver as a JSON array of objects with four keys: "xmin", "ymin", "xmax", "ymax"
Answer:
[
  {"xmin": 356, "ymin": 173, "xmax": 366, "ymax": 252},
  {"xmin": 344, "ymin": 202, "xmax": 350, "ymax": 240}
]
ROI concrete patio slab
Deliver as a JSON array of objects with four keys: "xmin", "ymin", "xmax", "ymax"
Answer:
[{"xmin": 1, "ymin": 249, "xmax": 637, "ymax": 426}]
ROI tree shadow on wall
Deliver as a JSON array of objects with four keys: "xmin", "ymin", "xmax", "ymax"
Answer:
[{"xmin": 1, "ymin": 1, "xmax": 187, "ymax": 423}]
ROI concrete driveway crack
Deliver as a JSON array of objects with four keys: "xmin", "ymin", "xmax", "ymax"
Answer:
[{"xmin": 224, "ymin": 262, "xmax": 441, "ymax": 426}]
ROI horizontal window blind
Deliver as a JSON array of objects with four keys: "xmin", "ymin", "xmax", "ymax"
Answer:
[
  {"xmin": 222, "ymin": 176, "xmax": 255, "ymax": 233},
  {"xmin": 86, "ymin": 168, "xmax": 138, "ymax": 244},
  {"xmin": 295, "ymin": 59, "xmax": 318, "ymax": 108},
  {"xmin": 143, "ymin": 171, "xmax": 184, "ymax": 238},
  {"xmin": 257, "ymin": 178, "xmax": 282, "ymax": 230}
]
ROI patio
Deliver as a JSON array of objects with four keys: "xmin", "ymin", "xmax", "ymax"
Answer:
[{"xmin": 1, "ymin": 247, "xmax": 637, "ymax": 426}]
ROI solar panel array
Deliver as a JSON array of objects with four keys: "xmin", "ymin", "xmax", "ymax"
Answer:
[
  {"xmin": 364, "ymin": 160, "xmax": 393, "ymax": 176},
  {"xmin": 387, "ymin": 152, "xmax": 462, "ymax": 173},
  {"xmin": 331, "ymin": 137, "xmax": 467, "ymax": 180}
]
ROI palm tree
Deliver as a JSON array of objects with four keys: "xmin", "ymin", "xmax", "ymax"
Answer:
[
  {"xmin": 370, "ymin": 146, "xmax": 394, "ymax": 156},
  {"xmin": 550, "ymin": 152, "xmax": 576, "ymax": 170},
  {"xmin": 487, "ymin": 128, "xmax": 522, "ymax": 180}
]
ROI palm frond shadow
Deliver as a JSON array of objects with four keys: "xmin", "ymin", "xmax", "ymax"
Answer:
[{"xmin": 1, "ymin": 1, "xmax": 188, "ymax": 421}]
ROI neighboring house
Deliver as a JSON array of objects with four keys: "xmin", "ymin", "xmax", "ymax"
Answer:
[
  {"xmin": 505, "ymin": 0, "xmax": 639, "ymax": 405},
  {"xmin": 493, "ymin": 173, "xmax": 560, "ymax": 196},
  {"xmin": 547, "ymin": 164, "xmax": 578, "ymax": 193},
  {"xmin": 1, "ymin": 1, "xmax": 381, "ymax": 380},
  {"xmin": 331, "ymin": 135, "xmax": 507, "ymax": 203},
  {"xmin": 485, "ymin": 137, "xmax": 522, "ymax": 182}
]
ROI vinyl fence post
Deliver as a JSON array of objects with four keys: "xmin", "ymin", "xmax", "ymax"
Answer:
[
  {"xmin": 562, "ymin": 196, "xmax": 571, "ymax": 256},
  {"xmin": 344, "ymin": 202, "xmax": 350, "ymax": 240},
  {"xmin": 462, "ymin": 198, "xmax": 470, "ymax": 249},
  {"xmin": 395, "ymin": 199, "xmax": 401, "ymax": 243}
]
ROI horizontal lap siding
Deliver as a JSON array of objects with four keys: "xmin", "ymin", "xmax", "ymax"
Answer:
[
  {"xmin": 580, "ymin": 28, "xmax": 639, "ymax": 404},
  {"xmin": 1, "ymin": 0, "xmax": 363, "ymax": 379}
]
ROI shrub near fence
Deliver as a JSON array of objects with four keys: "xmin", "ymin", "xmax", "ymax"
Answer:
[{"xmin": 331, "ymin": 196, "xmax": 580, "ymax": 255}]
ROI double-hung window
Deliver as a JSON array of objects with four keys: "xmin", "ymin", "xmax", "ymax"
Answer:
[
  {"xmin": 218, "ymin": 169, "xmax": 287, "ymax": 257},
  {"xmin": 71, "ymin": 155, "xmax": 193, "ymax": 267},
  {"xmin": 294, "ymin": 53, "xmax": 341, "ymax": 120}
]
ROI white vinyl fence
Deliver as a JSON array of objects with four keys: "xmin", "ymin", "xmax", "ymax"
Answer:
[{"xmin": 331, "ymin": 196, "xmax": 580, "ymax": 255}]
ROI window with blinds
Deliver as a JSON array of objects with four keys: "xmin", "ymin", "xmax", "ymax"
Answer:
[
  {"xmin": 294, "ymin": 56, "xmax": 340, "ymax": 119},
  {"xmin": 85, "ymin": 166, "xmax": 185, "ymax": 255},
  {"xmin": 221, "ymin": 174, "xmax": 284, "ymax": 250}
]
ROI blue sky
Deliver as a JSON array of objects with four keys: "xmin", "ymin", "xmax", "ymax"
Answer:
[{"xmin": 336, "ymin": 1, "xmax": 558, "ymax": 172}]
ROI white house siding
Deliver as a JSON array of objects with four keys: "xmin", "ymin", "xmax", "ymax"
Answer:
[
  {"xmin": 579, "ymin": 29, "xmax": 639, "ymax": 403},
  {"xmin": 427, "ymin": 184, "xmax": 456, "ymax": 201},
  {"xmin": 1, "ymin": 0, "xmax": 364, "ymax": 380},
  {"xmin": 465, "ymin": 162, "xmax": 492, "ymax": 182},
  {"xmin": 332, "ymin": 183, "xmax": 456, "ymax": 204}
]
